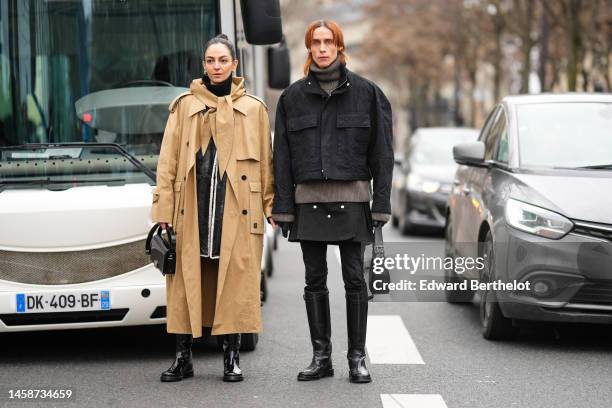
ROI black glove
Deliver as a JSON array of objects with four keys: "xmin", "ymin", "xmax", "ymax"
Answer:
[
  {"xmin": 278, "ymin": 221, "xmax": 292, "ymax": 238},
  {"xmin": 372, "ymin": 220, "xmax": 386, "ymax": 229}
]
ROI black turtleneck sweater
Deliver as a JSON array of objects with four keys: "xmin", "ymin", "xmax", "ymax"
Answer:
[
  {"xmin": 202, "ymin": 74, "xmax": 233, "ymax": 97},
  {"xmin": 196, "ymin": 74, "xmax": 232, "ymax": 258}
]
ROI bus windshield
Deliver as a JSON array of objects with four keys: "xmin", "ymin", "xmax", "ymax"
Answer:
[{"xmin": 0, "ymin": 0, "xmax": 217, "ymax": 162}]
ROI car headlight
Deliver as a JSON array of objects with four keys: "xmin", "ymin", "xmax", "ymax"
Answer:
[
  {"xmin": 406, "ymin": 174, "xmax": 440, "ymax": 194},
  {"xmin": 504, "ymin": 198, "xmax": 573, "ymax": 239}
]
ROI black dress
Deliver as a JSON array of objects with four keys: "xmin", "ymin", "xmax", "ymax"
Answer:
[{"xmin": 288, "ymin": 202, "xmax": 374, "ymax": 244}]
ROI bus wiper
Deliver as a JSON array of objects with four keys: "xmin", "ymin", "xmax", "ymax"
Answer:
[
  {"xmin": 577, "ymin": 164, "xmax": 612, "ymax": 170},
  {"xmin": 0, "ymin": 142, "xmax": 157, "ymax": 182},
  {"xmin": 0, "ymin": 177, "xmax": 127, "ymax": 192},
  {"xmin": 1, "ymin": 177, "xmax": 51, "ymax": 189}
]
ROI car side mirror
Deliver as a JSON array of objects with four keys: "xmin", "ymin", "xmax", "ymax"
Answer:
[{"xmin": 453, "ymin": 141, "xmax": 487, "ymax": 167}]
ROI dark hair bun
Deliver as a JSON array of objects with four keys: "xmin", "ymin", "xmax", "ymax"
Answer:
[{"xmin": 203, "ymin": 34, "xmax": 237, "ymax": 60}]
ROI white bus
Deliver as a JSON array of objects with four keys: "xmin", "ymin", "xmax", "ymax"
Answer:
[{"xmin": 0, "ymin": 0, "xmax": 289, "ymax": 349}]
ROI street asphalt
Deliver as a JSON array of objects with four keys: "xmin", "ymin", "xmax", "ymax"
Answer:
[{"xmin": 2, "ymin": 224, "xmax": 612, "ymax": 408}]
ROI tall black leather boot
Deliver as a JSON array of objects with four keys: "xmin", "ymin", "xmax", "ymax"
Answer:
[
  {"xmin": 346, "ymin": 289, "xmax": 371, "ymax": 383},
  {"xmin": 223, "ymin": 333, "xmax": 243, "ymax": 382},
  {"xmin": 160, "ymin": 334, "xmax": 194, "ymax": 382},
  {"xmin": 297, "ymin": 290, "xmax": 334, "ymax": 381}
]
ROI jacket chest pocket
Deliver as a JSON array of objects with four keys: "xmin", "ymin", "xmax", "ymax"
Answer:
[
  {"xmin": 248, "ymin": 182, "xmax": 264, "ymax": 234},
  {"xmin": 337, "ymin": 113, "xmax": 371, "ymax": 156},
  {"xmin": 287, "ymin": 115, "xmax": 319, "ymax": 164}
]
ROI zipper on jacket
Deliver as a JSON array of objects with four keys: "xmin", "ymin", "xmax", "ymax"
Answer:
[
  {"xmin": 319, "ymin": 78, "xmax": 349, "ymax": 181},
  {"xmin": 330, "ymin": 78, "xmax": 348, "ymax": 95}
]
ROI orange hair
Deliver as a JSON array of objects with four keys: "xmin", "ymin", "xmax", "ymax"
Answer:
[{"xmin": 303, "ymin": 20, "xmax": 348, "ymax": 76}]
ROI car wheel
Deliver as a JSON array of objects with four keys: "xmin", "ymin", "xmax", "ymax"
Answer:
[
  {"xmin": 399, "ymin": 209, "xmax": 414, "ymax": 236},
  {"xmin": 261, "ymin": 270, "xmax": 268, "ymax": 302},
  {"xmin": 266, "ymin": 244, "xmax": 274, "ymax": 277},
  {"xmin": 480, "ymin": 231, "xmax": 517, "ymax": 340},
  {"xmin": 444, "ymin": 217, "xmax": 474, "ymax": 303},
  {"xmin": 216, "ymin": 333, "xmax": 258, "ymax": 351},
  {"xmin": 392, "ymin": 215, "xmax": 399, "ymax": 228}
]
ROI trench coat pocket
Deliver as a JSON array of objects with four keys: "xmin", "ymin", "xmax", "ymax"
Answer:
[
  {"xmin": 172, "ymin": 181, "xmax": 183, "ymax": 227},
  {"xmin": 249, "ymin": 182, "xmax": 264, "ymax": 234}
]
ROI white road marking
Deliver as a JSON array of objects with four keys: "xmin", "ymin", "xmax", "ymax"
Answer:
[
  {"xmin": 380, "ymin": 394, "xmax": 448, "ymax": 408},
  {"xmin": 332, "ymin": 243, "xmax": 443, "ymax": 407},
  {"xmin": 366, "ymin": 315, "xmax": 425, "ymax": 364},
  {"xmin": 334, "ymin": 246, "xmax": 341, "ymax": 265}
]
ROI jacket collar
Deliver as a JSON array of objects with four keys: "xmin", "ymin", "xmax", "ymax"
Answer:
[{"xmin": 304, "ymin": 63, "xmax": 351, "ymax": 96}]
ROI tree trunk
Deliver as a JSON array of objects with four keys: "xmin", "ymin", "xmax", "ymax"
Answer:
[
  {"xmin": 493, "ymin": 12, "xmax": 504, "ymax": 101},
  {"xmin": 538, "ymin": 6, "xmax": 550, "ymax": 91},
  {"xmin": 469, "ymin": 68, "xmax": 478, "ymax": 127},
  {"xmin": 566, "ymin": 0, "xmax": 583, "ymax": 91},
  {"xmin": 520, "ymin": 0, "xmax": 535, "ymax": 93},
  {"xmin": 606, "ymin": 52, "xmax": 612, "ymax": 91},
  {"xmin": 453, "ymin": 5, "xmax": 464, "ymax": 126}
]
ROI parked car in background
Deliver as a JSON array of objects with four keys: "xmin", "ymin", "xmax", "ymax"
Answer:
[
  {"xmin": 392, "ymin": 127, "xmax": 479, "ymax": 234},
  {"xmin": 445, "ymin": 93, "xmax": 612, "ymax": 340}
]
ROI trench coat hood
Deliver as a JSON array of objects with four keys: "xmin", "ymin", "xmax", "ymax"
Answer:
[{"xmin": 151, "ymin": 76, "xmax": 274, "ymax": 337}]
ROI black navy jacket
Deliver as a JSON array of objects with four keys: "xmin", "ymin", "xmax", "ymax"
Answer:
[{"xmin": 272, "ymin": 66, "xmax": 394, "ymax": 217}]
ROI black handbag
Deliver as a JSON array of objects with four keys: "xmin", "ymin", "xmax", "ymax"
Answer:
[
  {"xmin": 145, "ymin": 224, "xmax": 177, "ymax": 276},
  {"xmin": 364, "ymin": 226, "xmax": 391, "ymax": 298}
]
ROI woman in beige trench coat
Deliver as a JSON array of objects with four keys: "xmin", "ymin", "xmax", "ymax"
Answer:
[{"xmin": 151, "ymin": 34, "xmax": 274, "ymax": 383}]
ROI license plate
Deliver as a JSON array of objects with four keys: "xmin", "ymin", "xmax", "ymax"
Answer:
[{"xmin": 15, "ymin": 290, "xmax": 111, "ymax": 313}]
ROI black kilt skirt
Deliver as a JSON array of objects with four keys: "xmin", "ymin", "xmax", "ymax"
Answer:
[{"xmin": 288, "ymin": 202, "xmax": 374, "ymax": 244}]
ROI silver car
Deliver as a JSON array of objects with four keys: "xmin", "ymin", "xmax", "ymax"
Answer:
[
  {"xmin": 391, "ymin": 127, "xmax": 479, "ymax": 234},
  {"xmin": 445, "ymin": 93, "xmax": 612, "ymax": 340}
]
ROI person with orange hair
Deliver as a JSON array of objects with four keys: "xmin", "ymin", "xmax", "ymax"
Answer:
[{"xmin": 272, "ymin": 20, "xmax": 394, "ymax": 384}]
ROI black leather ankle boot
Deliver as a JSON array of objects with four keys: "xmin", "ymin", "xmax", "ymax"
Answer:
[
  {"xmin": 160, "ymin": 334, "xmax": 194, "ymax": 382},
  {"xmin": 223, "ymin": 333, "xmax": 243, "ymax": 382},
  {"xmin": 297, "ymin": 290, "xmax": 334, "ymax": 381},
  {"xmin": 346, "ymin": 289, "xmax": 371, "ymax": 383}
]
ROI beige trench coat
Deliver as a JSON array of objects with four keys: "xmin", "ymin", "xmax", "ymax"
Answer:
[{"xmin": 151, "ymin": 77, "xmax": 274, "ymax": 337}]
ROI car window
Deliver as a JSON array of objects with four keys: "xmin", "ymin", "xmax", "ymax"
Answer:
[
  {"xmin": 517, "ymin": 102, "xmax": 612, "ymax": 168},
  {"xmin": 478, "ymin": 107, "xmax": 499, "ymax": 143},
  {"xmin": 496, "ymin": 119, "xmax": 509, "ymax": 163},
  {"xmin": 489, "ymin": 110, "xmax": 509, "ymax": 163},
  {"xmin": 483, "ymin": 108, "xmax": 503, "ymax": 161}
]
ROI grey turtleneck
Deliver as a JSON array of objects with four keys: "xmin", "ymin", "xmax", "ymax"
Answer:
[{"xmin": 309, "ymin": 58, "xmax": 341, "ymax": 94}]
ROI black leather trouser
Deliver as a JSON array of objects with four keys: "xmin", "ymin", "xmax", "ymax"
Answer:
[{"xmin": 300, "ymin": 240, "xmax": 366, "ymax": 294}]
